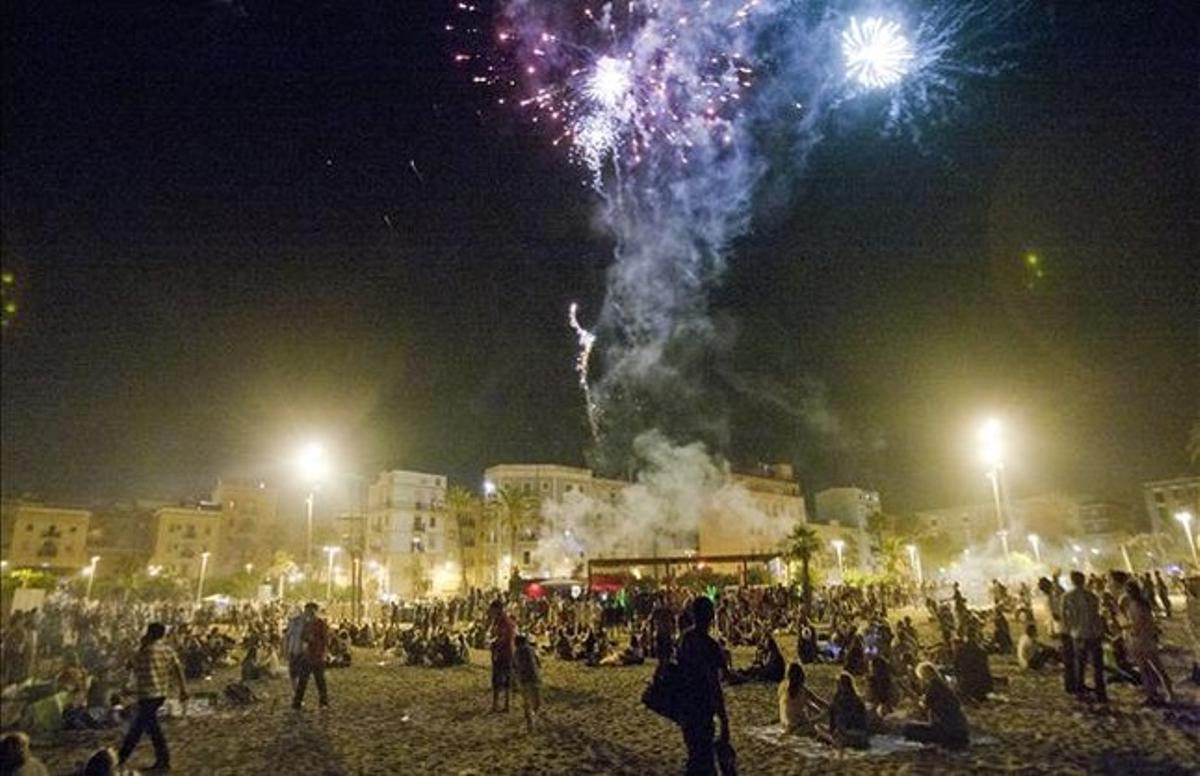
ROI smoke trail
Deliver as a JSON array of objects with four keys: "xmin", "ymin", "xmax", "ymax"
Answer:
[{"xmin": 568, "ymin": 302, "xmax": 600, "ymax": 439}]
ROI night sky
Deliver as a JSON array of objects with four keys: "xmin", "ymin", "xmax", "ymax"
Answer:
[{"xmin": 2, "ymin": 0, "xmax": 1196, "ymax": 514}]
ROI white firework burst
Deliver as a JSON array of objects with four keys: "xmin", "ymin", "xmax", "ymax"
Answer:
[{"xmin": 842, "ymin": 16, "xmax": 914, "ymax": 89}]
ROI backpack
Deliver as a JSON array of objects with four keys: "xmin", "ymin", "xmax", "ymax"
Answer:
[{"xmin": 641, "ymin": 661, "xmax": 687, "ymax": 723}]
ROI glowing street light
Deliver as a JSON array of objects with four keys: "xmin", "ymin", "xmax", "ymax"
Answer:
[
  {"xmin": 1175, "ymin": 511, "xmax": 1199, "ymax": 568},
  {"xmin": 84, "ymin": 555, "xmax": 101, "ymax": 601},
  {"xmin": 1027, "ymin": 533, "xmax": 1041, "ymax": 563},
  {"xmin": 324, "ymin": 545, "xmax": 341, "ymax": 601},
  {"xmin": 905, "ymin": 543, "xmax": 923, "ymax": 586},
  {"xmin": 196, "ymin": 551, "xmax": 211, "ymax": 605},
  {"xmin": 831, "ymin": 539, "xmax": 846, "ymax": 582},
  {"xmin": 296, "ymin": 442, "xmax": 330, "ymax": 568},
  {"xmin": 979, "ymin": 418, "xmax": 1011, "ymax": 577}
]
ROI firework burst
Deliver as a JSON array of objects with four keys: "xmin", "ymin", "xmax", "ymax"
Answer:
[{"xmin": 842, "ymin": 16, "xmax": 914, "ymax": 89}]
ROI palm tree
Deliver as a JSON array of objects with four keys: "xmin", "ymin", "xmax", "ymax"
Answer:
[
  {"xmin": 495, "ymin": 485, "xmax": 538, "ymax": 577},
  {"xmin": 445, "ymin": 486, "xmax": 479, "ymax": 591},
  {"xmin": 783, "ymin": 524, "xmax": 820, "ymax": 612}
]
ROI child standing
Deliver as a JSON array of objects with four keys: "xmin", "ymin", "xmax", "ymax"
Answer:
[{"xmin": 513, "ymin": 634, "xmax": 542, "ymax": 732}]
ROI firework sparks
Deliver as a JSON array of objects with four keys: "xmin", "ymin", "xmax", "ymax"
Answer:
[
  {"xmin": 450, "ymin": 1, "xmax": 1030, "ymax": 449},
  {"xmin": 842, "ymin": 17, "xmax": 914, "ymax": 90},
  {"xmin": 568, "ymin": 302, "xmax": 599, "ymax": 439}
]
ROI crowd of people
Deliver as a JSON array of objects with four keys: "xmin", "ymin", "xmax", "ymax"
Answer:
[{"xmin": 1, "ymin": 566, "xmax": 1197, "ymax": 774}]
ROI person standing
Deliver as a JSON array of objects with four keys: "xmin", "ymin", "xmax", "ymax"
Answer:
[
  {"xmin": 118, "ymin": 623, "xmax": 187, "ymax": 771},
  {"xmin": 676, "ymin": 596, "xmax": 730, "ymax": 776},
  {"xmin": 1061, "ymin": 571, "xmax": 1106, "ymax": 704},
  {"xmin": 489, "ymin": 600, "xmax": 516, "ymax": 713},
  {"xmin": 1184, "ymin": 575, "xmax": 1200, "ymax": 684},
  {"xmin": 284, "ymin": 606, "xmax": 306, "ymax": 692},
  {"xmin": 1153, "ymin": 571, "xmax": 1172, "ymax": 618},
  {"xmin": 291, "ymin": 603, "xmax": 330, "ymax": 710},
  {"xmin": 1038, "ymin": 576, "xmax": 1075, "ymax": 693},
  {"xmin": 512, "ymin": 634, "xmax": 542, "ymax": 731}
]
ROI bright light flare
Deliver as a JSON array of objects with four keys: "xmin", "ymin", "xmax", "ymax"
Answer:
[
  {"xmin": 296, "ymin": 442, "xmax": 330, "ymax": 483},
  {"xmin": 979, "ymin": 417, "xmax": 1003, "ymax": 469},
  {"xmin": 842, "ymin": 17, "xmax": 914, "ymax": 89},
  {"xmin": 587, "ymin": 56, "xmax": 632, "ymax": 111}
]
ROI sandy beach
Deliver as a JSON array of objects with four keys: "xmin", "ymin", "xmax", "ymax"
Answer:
[{"xmin": 26, "ymin": 621, "xmax": 1199, "ymax": 775}]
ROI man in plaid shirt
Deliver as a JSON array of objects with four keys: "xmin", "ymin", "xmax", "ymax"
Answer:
[{"xmin": 118, "ymin": 622, "xmax": 188, "ymax": 771}]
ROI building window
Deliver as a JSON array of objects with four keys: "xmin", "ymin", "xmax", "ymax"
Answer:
[
  {"xmin": 522, "ymin": 550, "xmax": 531, "ymax": 565},
  {"xmin": 430, "ymin": 517, "xmax": 437, "ymax": 529}
]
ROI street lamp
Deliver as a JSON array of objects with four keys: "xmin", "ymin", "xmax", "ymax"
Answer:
[
  {"xmin": 296, "ymin": 442, "xmax": 330, "ymax": 569},
  {"xmin": 1027, "ymin": 533, "xmax": 1041, "ymax": 563},
  {"xmin": 196, "ymin": 551, "xmax": 211, "ymax": 605},
  {"xmin": 1175, "ymin": 511, "xmax": 1199, "ymax": 568},
  {"xmin": 979, "ymin": 418, "xmax": 1011, "ymax": 577},
  {"xmin": 324, "ymin": 545, "xmax": 341, "ymax": 601},
  {"xmin": 84, "ymin": 555, "xmax": 100, "ymax": 601},
  {"xmin": 905, "ymin": 543, "xmax": 923, "ymax": 586},
  {"xmin": 831, "ymin": 539, "xmax": 846, "ymax": 582}
]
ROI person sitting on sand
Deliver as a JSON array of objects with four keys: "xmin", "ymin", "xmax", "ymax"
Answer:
[
  {"xmin": 797, "ymin": 622, "xmax": 818, "ymax": 664},
  {"xmin": 555, "ymin": 630, "xmax": 574, "ymax": 661},
  {"xmin": 842, "ymin": 630, "xmax": 866, "ymax": 676},
  {"xmin": 991, "ymin": 610, "xmax": 1014, "ymax": 655},
  {"xmin": 0, "ymin": 732, "xmax": 49, "ymax": 776},
  {"xmin": 828, "ymin": 672, "xmax": 871, "ymax": 750},
  {"xmin": 1016, "ymin": 622, "xmax": 1059, "ymax": 671},
  {"xmin": 732, "ymin": 634, "xmax": 785, "ymax": 684},
  {"xmin": 952, "ymin": 632, "xmax": 994, "ymax": 702},
  {"xmin": 81, "ymin": 747, "xmax": 123, "ymax": 776},
  {"xmin": 903, "ymin": 663, "xmax": 969, "ymax": 751},
  {"xmin": 777, "ymin": 662, "xmax": 828, "ymax": 737},
  {"xmin": 865, "ymin": 655, "xmax": 900, "ymax": 717},
  {"xmin": 619, "ymin": 634, "xmax": 645, "ymax": 666}
]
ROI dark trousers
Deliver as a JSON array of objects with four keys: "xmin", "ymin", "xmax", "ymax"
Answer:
[
  {"xmin": 1060, "ymin": 635, "xmax": 1077, "ymax": 693},
  {"xmin": 1073, "ymin": 637, "xmax": 1106, "ymax": 701},
  {"xmin": 292, "ymin": 658, "xmax": 329, "ymax": 708},
  {"xmin": 118, "ymin": 696, "xmax": 168, "ymax": 766},
  {"xmin": 903, "ymin": 721, "xmax": 968, "ymax": 751},
  {"xmin": 681, "ymin": 715, "xmax": 716, "ymax": 775}
]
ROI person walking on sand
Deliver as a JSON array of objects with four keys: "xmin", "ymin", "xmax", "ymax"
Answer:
[
  {"xmin": 489, "ymin": 600, "xmax": 516, "ymax": 713},
  {"xmin": 291, "ymin": 602, "xmax": 330, "ymax": 710},
  {"xmin": 513, "ymin": 634, "xmax": 542, "ymax": 731},
  {"xmin": 1061, "ymin": 571, "xmax": 1107, "ymax": 704},
  {"xmin": 676, "ymin": 596, "xmax": 730, "ymax": 776},
  {"xmin": 118, "ymin": 623, "xmax": 187, "ymax": 771}
]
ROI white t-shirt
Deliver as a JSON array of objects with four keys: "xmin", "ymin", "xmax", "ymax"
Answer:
[{"xmin": 1016, "ymin": 634, "xmax": 1036, "ymax": 669}]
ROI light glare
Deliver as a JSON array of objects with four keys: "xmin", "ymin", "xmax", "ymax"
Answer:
[{"xmin": 842, "ymin": 17, "xmax": 914, "ymax": 89}]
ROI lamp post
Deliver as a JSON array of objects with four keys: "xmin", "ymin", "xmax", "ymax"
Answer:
[
  {"xmin": 1176, "ymin": 511, "xmax": 1199, "ymax": 568},
  {"xmin": 1027, "ymin": 533, "xmax": 1041, "ymax": 564},
  {"xmin": 196, "ymin": 551, "xmax": 211, "ymax": 605},
  {"xmin": 980, "ymin": 418, "xmax": 1011, "ymax": 578},
  {"xmin": 84, "ymin": 555, "xmax": 100, "ymax": 601},
  {"xmin": 905, "ymin": 543, "xmax": 923, "ymax": 586},
  {"xmin": 831, "ymin": 539, "xmax": 846, "ymax": 582},
  {"xmin": 296, "ymin": 442, "xmax": 329, "ymax": 570},
  {"xmin": 324, "ymin": 545, "xmax": 340, "ymax": 601}
]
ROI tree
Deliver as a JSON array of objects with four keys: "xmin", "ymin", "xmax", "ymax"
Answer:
[
  {"xmin": 783, "ymin": 524, "xmax": 820, "ymax": 611},
  {"xmin": 445, "ymin": 486, "xmax": 479, "ymax": 591},
  {"xmin": 494, "ymin": 485, "xmax": 538, "ymax": 572}
]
